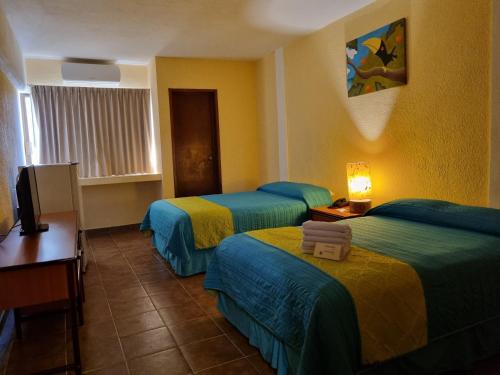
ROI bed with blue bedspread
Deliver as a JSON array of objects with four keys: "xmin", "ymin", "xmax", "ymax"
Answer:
[
  {"xmin": 140, "ymin": 182, "xmax": 332, "ymax": 276},
  {"xmin": 204, "ymin": 199, "xmax": 500, "ymax": 375}
]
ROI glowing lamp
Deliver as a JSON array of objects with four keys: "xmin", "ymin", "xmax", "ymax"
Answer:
[{"xmin": 346, "ymin": 162, "xmax": 372, "ymax": 214}]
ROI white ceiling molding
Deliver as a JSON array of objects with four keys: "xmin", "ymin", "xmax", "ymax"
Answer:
[{"xmin": 0, "ymin": 0, "xmax": 373, "ymax": 64}]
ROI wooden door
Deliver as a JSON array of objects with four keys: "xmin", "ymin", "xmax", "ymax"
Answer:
[{"xmin": 169, "ymin": 89, "xmax": 222, "ymax": 197}]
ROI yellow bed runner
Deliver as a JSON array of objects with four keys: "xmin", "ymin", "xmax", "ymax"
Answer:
[
  {"xmin": 167, "ymin": 197, "xmax": 234, "ymax": 249},
  {"xmin": 248, "ymin": 226, "xmax": 427, "ymax": 364}
]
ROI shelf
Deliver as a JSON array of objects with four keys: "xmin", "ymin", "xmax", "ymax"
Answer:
[{"xmin": 78, "ymin": 173, "xmax": 162, "ymax": 186}]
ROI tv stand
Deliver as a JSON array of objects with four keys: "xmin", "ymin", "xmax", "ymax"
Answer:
[{"xmin": 0, "ymin": 211, "xmax": 82, "ymax": 374}]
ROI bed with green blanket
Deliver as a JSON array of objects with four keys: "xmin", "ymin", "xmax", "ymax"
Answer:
[
  {"xmin": 204, "ymin": 199, "xmax": 500, "ymax": 374},
  {"xmin": 140, "ymin": 182, "xmax": 332, "ymax": 276}
]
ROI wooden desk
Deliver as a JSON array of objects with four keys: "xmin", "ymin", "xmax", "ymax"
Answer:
[{"xmin": 0, "ymin": 211, "xmax": 82, "ymax": 375}]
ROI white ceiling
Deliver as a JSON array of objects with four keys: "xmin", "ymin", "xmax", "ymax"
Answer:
[{"xmin": 0, "ymin": 0, "xmax": 373, "ymax": 64}]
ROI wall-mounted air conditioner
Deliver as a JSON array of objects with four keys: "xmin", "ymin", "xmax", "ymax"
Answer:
[{"xmin": 61, "ymin": 62, "xmax": 121, "ymax": 85}]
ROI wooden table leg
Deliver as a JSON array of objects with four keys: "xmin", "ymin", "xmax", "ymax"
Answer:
[
  {"xmin": 67, "ymin": 261, "xmax": 82, "ymax": 375},
  {"xmin": 14, "ymin": 308, "xmax": 22, "ymax": 339},
  {"xmin": 78, "ymin": 251, "xmax": 85, "ymax": 325}
]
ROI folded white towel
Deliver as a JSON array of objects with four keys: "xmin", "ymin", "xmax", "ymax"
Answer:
[
  {"xmin": 302, "ymin": 220, "xmax": 351, "ymax": 233},
  {"xmin": 303, "ymin": 239, "xmax": 351, "ymax": 247},
  {"xmin": 301, "ymin": 241, "xmax": 315, "ymax": 254},
  {"xmin": 302, "ymin": 228, "xmax": 352, "ymax": 240},
  {"xmin": 303, "ymin": 234, "xmax": 351, "ymax": 245},
  {"xmin": 300, "ymin": 240, "xmax": 316, "ymax": 247}
]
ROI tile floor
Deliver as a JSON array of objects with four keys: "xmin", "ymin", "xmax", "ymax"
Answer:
[
  {"xmin": 4, "ymin": 226, "xmax": 275, "ymax": 375},
  {"xmin": 4, "ymin": 226, "xmax": 500, "ymax": 374}
]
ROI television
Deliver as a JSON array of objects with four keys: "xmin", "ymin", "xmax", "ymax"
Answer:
[{"xmin": 16, "ymin": 165, "xmax": 49, "ymax": 236}]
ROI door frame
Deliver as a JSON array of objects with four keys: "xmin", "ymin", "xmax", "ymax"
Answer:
[{"xmin": 168, "ymin": 88, "xmax": 223, "ymax": 197}]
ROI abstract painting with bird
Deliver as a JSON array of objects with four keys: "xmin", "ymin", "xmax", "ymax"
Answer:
[{"xmin": 346, "ymin": 18, "xmax": 407, "ymax": 97}]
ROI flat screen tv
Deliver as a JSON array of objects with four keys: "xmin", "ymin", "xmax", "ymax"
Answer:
[{"xmin": 16, "ymin": 165, "xmax": 49, "ymax": 236}]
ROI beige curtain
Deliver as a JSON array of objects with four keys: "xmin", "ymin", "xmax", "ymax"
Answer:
[{"xmin": 31, "ymin": 85, "xmax": 153, "ymax": 178}]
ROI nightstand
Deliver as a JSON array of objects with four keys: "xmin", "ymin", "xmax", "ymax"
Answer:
[{"xmin": 309, "ymin": 206, "xmax": 363, "ymax": 222}]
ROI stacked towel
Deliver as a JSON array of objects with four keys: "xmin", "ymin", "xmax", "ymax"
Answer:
[{"xmin": 301, "ymin": 220, "xmax": 352, "ymax": 256}]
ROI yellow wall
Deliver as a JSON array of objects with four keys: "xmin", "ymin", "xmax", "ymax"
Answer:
[
  {"xmin": 80, "ymin": 181, "xmax": 162, "ymax": 229},
  {"xmin": 256, "ymin": 52, "xmax": 280, "ymax": 183},
  {"xmin": 491, "ymin": 0, "xmax": 500, "ymax": 208},
  {"xmin": 0, "ymin": 71, "xmax": 24, "ymax": 233},
  {"xmin": 281, "ymin": 0, "xmax": 491, "ymax": 206},
  {"xmin": 0, "ymin": 8, "xmax": 24, "ymax": 234},
  {"xmin": 155, "ymin": 57, "xmax": 260, "ymax": 197}
]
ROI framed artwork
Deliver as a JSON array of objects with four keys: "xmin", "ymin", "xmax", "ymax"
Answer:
[{"xmin": 346, "ymin": 18, "xmax": 407, "ymax": 97}]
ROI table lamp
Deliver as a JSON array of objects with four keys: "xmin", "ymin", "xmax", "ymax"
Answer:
[{"xmin": 346, "ymin": 162, "xmax": 372, "ymax": 214}]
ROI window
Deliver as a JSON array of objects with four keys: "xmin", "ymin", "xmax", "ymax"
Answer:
[
  {"xmin": 19, "ymin": 93, "xmax": 39, "ymax": 165},
  {"xmin": 20, "ymin": 85, "xmax": 157, "ymax": 178}
]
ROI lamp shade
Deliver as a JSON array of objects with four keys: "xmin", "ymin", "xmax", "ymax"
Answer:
[{"xmin": 346, "ymin": 162, "xmax": 372, "ymax": 201}]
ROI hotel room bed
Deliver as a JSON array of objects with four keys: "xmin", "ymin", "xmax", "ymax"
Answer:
[
  {"xmin": 141, "ymin": 182, "xmax": 332, "ymax": 276},
  {"xmin": 204, "ymin": 199, "xmax": 500, "ymax": 375}
]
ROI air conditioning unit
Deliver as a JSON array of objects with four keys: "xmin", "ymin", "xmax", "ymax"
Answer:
[{"xmin": 61, "ymin": 62, "xmax": 121, "ymax": 85}]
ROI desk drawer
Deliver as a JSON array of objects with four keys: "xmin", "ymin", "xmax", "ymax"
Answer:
[{"xmin": 0, "ymin": 264, "xmax": 69, "ymax": 309}]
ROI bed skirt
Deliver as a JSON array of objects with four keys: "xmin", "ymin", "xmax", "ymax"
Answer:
[
  {"xmin": 151, "ymin": 230, "xmax": 215, "ymax": 276},
  {"xmin": 217, "ymin": 292, "xmax": 500, "ymax": 375}
]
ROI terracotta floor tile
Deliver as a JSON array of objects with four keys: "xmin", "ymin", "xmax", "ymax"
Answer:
[
  {"xmin": 98, "ymin": 270, "xmax": 134, "ymax": 283},
  {"xmin": 197, "ymin": 358, "xmax": 260, "ymax": 375},
  {"xmin": 211, "ymin": 316, "xmax": 236, "ymax": 333},
  {"xmin": 79, "ymin": 320, "xmax": 117, "ymax": 340},
  {"xmin": 150, "ymin": 289, "xmax": 193, "ymax": 309},
  {"xmin": 178, "ymin": 274, "xmax": 206, "ymax": 296},
  {"xmin": 85, "ymin": 284, "xmax": 108, "ymax": 301},
  {"xmin": 128, "ymin": 348, "xmax": 191, "ymax": 375},
  {"xmin": 95, "ymin": 257, "xmax": 129, "ymax": 269},
  {"xmin": 180, "ymin": 335, "xmax": 242, "ymax": 372},
  {"xmin": 121, "ymin": 249, "xmax": 158, "ymax": 261},
  {"xmin": 168, "ymin": 316, "xmax": 222, "ymax": 345},
  {"xmin": 83, "ymin": 298, "xmax": 113, "ymax": 324},
  {"xmin": 19, "ymin": 312, "xmax": 66, "ymax": 338},
  {"xmin": 119, "ymin": 239, "xmax": 154, "ymax": 251},
  {"xmin": 6, "ymin": 352, "xmax": 66, "ymax": 375},
  {"xmin": 88, "ymin": 236, "xmax": 116, "ymax": 249},
  {"xmin": 247, "ymin": 354, "xmax": 277, "ymax": 375},
  {"xmin": 97, "ymin": 260, "xmax": 131, "ymax": 273},
  {"xmin": 109, "ymin": 296, "xmax": 155, "ymax": 319},
  {"xmin": 125, "ymin": 253, "xmax": 162, "ymax": 265},
  {"xmin": 142, "ymin": 279, "xmax": 181, "ymax": 295},
  {"xmin": 102, "ymin": 277, "xmax": 142, "ymax": 291},
  {"xmin": 110, "ymin": 229, "xmax": 142, "ymax": 240},
  {"xmin": 227, "ymin": 330, "xmax": 258, "ymax": 356},
  {"xmin": 86, "ymin": 229, "xmax": 110, "ymax": 238},
  {"xmin": 80, "ymin": 336, "xmax": 124, "ymax": 372},
  {"xmin": 115, "ymin": 310, "xmax": 165, "ymax": 337},
  {"xmin": 113, "ymin": 236, "xmax": 149, "ymax": 248},
  {"xmin": 158, "ymin": 304, "xmax": 206, "ymax": 326},
  {"xmin": 9, "ymin": 331, "xmax": 66, "ymax": 361},
  {"xmin": 120, "ymin": 327, "xmax": 176, "ymax": 359},
  {"xmin": 195, "ymin": 293, "xmax": 220, "ymax": 315},
  {"xmin": 137, "ymin": 270, "xmax": 176, "ymax": 284},
  {"xmin": 132, "ymin": 262, "xmax": 169, "ymax": 275},
  {"xmin": 106, "ymin": 285, "xmax": 148, "ymax": 301},
  {"xmin": 83, "ymin": 267, "xmax": 103, "ymax": 287},
  {"xmin": 85, "ymin": 361, "xmax": 129, "ymax": 375}
]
